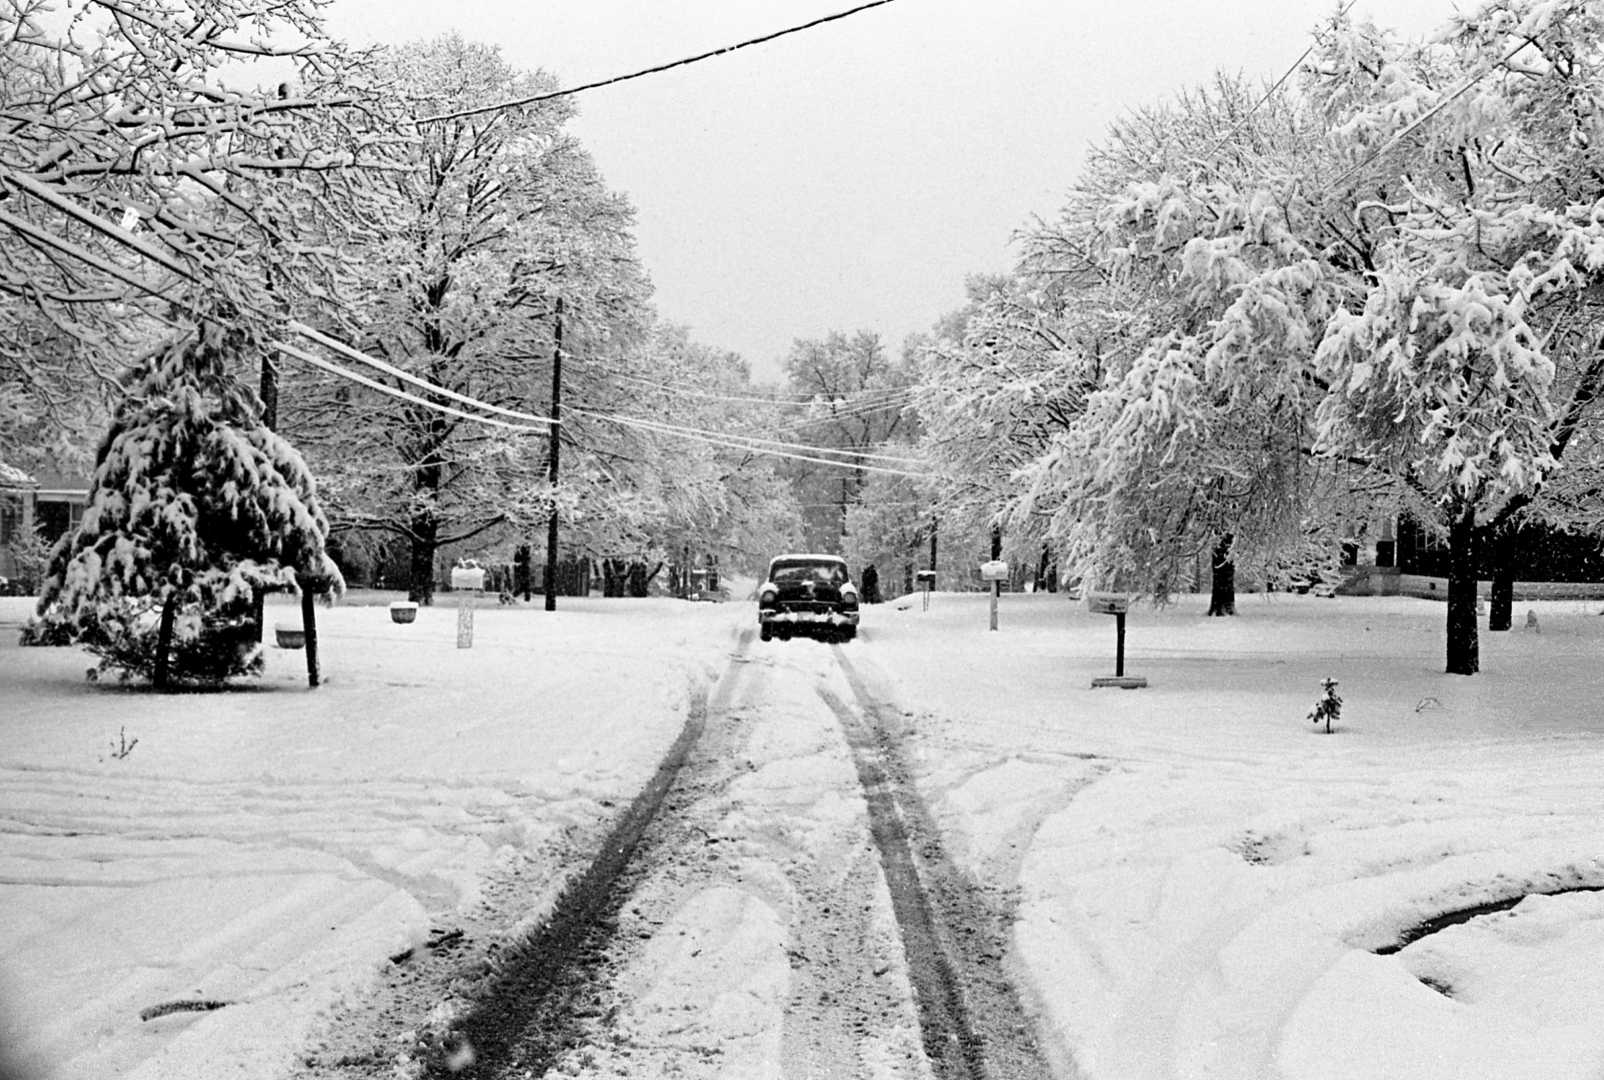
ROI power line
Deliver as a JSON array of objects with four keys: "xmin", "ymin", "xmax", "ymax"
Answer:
[
  {"xmin": 572, "ymin": 406, "xmax": 931, "ymax": 478},
  {"xmin": 571, "ymin": 404, "xmax": 925, "ymax": 464},
  {"xmin": 1329, "ymin": 36, "xmax": 1536, "ymax": 189},
  {"xmin": 1197, "ymin": 0, "xmax": 1358, "ymax": 165},
  {"xmin": 0, "ymin": 173, "xmax": 571, "ymax": 432},
  {"xmin": 0, "ymin": 167, "xmax": 926, "ymax": 475},
  {"xmin": 783, "ymin": 395, "xmax": 918, "ymax": 429},
  {"xmin": 288, "ymin": 321, "xmax": 557, "ymax": 426},
  {"xmin": 415, "ymin": 0, "xmax": 901, "ymax": 126},
  {"xmin": 604, "ymin": 368, "xmax": 913, "ymax": 407},
  {"xmin": 276, "ymin": 341, "xmax": 551, "ymax": 434}
]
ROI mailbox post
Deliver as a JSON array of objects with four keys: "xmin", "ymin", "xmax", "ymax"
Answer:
[
  {"xmin": 451, "ymin": 562, "xmax": 486, "ymax": 649},
  {"xmin": 980, "ymin": 559, "xmax": 1009, "ymax": 630},
  {"xmin": 916, "ymin": 569, "xmax": 936, "ymax": 611},
  {"xmin": 1086, "ymin": 592, "xmax": 1147, "ymax": 688}
]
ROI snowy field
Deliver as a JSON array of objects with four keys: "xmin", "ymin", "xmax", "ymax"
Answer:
[
  {"xmin": 3, "ymin": 588, "xmax": 1603, "ymax": 1079},
  {"xmin": 868, "ymin": 590, "xmax": 1604, "ymax": 1080},
  {"xmin": 0, "ymin": 594, "xmax": 736, "ymax": 1080}
]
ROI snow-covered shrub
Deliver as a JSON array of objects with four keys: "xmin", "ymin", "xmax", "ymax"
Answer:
[
  {"xmin": 18, "ymin": 609, "xmax": 77, "ymax": 647},
  {"xmin": 1307, "ymin": 677, "xmax": 1342, "ymax": 734},
  {"xmin": 37, "ymin": 324, "xmax": 337, "ymax": 689},
  {"xmin": 74, "ymin": 597, "xmax": 263, "ymax": 685}
]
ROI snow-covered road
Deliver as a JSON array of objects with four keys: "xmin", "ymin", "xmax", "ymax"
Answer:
[{"xmin": 298, "ymin": 621, "xmax": 1051, "ymax": 1078}]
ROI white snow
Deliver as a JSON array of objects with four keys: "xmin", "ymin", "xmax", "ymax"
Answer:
[{"xmin": 3, "ymin": 588, "xmax": 1603, "ymax": 1079}]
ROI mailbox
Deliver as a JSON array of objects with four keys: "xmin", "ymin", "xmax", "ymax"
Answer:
[
  {"xmin": 450, "ymin": 565, "xmax": 486, "ymax": 591},
  {"xmin": 1085, "ymin": 591, "xmax": 1129, "ymax": 615},
  {"xmin": 916, "ymin": 570, "xmax": 937, "ymax": 585},
  {"xmin": 979, "ymin": 560, "xmax": 1010, "ymax": 582}
]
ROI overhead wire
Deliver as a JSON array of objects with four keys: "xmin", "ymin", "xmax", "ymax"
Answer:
[
  {"xmin": 570, "ymin": 403, "xmax": 925, "ymax": 465},
  {"xmin": 275, "ymin": 341, "xmax": 551, "ymax": 434},
  {"xmin": 1328, "ymin": 36, "xmax": 1536, "ymax": 189},
  {"xmin": 782, "ymin": 395, "xmax": 919, "ymax": 428},
  {"xmin": 2, "ymin": 21, "xmax": 936, "ymax": 480},
  {"xmin": 415, "ymin": 0, "xmax": 900, "ymax": 125},
  {"xmin": 1196, "ymin": 0, "xmax": 1359, "ymax": 165},
  {"xmin": 0, "ymin": 171, "xmax": 569, "ymax": 432},
  {"xmin": 287, "ymin": 320, "xmax": 557, "ymax": 426},
  {"xmin": 570, "ymin": 405, "xmax": 931, "ymax": 478},
  {"xmin": 602, "ymin": 368, "xmax": 913, "ymax": 407},
  {"xmin": 1, "ymin": 180, "xmax": 931, "ymax": 477}
]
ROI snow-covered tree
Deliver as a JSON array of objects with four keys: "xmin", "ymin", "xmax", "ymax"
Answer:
[
  {"xmin": 592, "ymin": 324, "xmax": 804, "ymax": 583},
  {"xmin": 37, "ymin": 320, "xmax": 336, "ymax": 688},
  {"xmin": 992, "ymin": 3, "xmax": 1604, "ymax": 674},
  {"xmin": 916, "ymin": 272, "xmax": 1106, "ymax": 588},
  {"xmin": 779, "ymin": 330, "xmax": 917, "ymax": 551},
  {"xmin": 1003, "ymin": 72, "xmax": 1347, "ymax": 611},
  {"xmin": 0, "ymin": 0, "xmax": 396, "ymax": 451},
  {"xmin": 281, "ymin": 34, "xmax": 654, "ymax": 603},
  {"xmin": 1303, "ymin": 0, "xmax": 1604, "ymax": 672}
]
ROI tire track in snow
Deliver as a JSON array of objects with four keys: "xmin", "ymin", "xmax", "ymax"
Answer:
[
  {"xmin": 824, "ymin": 646, "xmax": 1058, "ymax": 1080},
  {"xmin": 413, "ymin": 652, "xmax": 734, "ymax": 1079}
]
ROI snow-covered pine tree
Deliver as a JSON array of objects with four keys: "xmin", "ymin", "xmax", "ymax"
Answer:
[{"xmin": 37, "ymin": 321, "xmax": 337, "ymax": 689}]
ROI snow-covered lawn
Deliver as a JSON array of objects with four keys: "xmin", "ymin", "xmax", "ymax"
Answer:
[
  {"xmin": 867, "ymin": 590, "xmax": 1604, "ymax": 1080},
  {"xmin": 3, "ymin": 588, "xmax": 1602, "ymax": 1079},
  {"xmin": 0, "ymin": 594, "xmax": 736, "ymax": 1080}
]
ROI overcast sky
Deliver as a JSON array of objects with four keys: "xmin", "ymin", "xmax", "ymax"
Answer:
[{"xmin": 324, "ymin": 0, "xmax": 1467, "ymax": 381}]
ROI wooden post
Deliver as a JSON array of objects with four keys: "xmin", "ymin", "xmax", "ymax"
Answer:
[
  {"xmin": 989, "ymin": 523, "xmax": 1002, "ymax": 632},
  {"xmin": 1114, "ymin": 612, "xmax": 1126, "ymax": 677},
  {"xmin": 300, "ymin": 583, "xmax": 320, "ymax": 688}
]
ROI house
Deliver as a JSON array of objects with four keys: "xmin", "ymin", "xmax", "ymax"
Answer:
[{"xmin": 0, "ymin": 461, "xmax": 89, "ymax": 586}]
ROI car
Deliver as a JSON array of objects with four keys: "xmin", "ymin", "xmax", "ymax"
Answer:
[{"xmin": 757, "ymin": 553, "xmax": 860, "ymax": 643}]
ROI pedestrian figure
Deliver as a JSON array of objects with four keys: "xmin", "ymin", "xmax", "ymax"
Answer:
[{"xmin": 861, "ymin": 563, "xmax": 881, "ymax": 604}]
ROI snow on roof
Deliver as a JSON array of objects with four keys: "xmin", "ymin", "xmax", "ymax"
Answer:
[{"xmin": 0, "ymin": 461, "xmax": 38, "ymax": 490}]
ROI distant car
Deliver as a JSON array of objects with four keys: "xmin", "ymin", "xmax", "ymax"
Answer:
[{"xmin": 757, "ymin": 553, "xmax": 859, "ymax": 643}]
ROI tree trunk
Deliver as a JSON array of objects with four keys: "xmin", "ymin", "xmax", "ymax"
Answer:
[
  {"xmin": 514, "ymin": 544, "xmax": 531, "ymax": 601},
  {"xmin": 1041, "ymin": 545, "xmax": 1059, "ymax": 592},
  {"xmin": 408, "ymin": 513, "xmax": 438, "ymax": 605},
  {"xmin": 601, "ymin": 558, "xmax": 626, "ymax": 597},
  {"xmin": 1487, "ymin": 526, "xmax": 1514, "ymax": 632},
  {"xmin": 407, "ymin": 427, "xmax": 444, "ymax": 604},
  {"xmin": 153, "ymin": 593, "xmax": 178, "ymax": 690},
  {"xmin": 1207, "ymin": 533, "xmax": 1236, "ymax": 617},
  {"xmin": 1445, "ymin": 504, "xmax": 1480, "ymax": 675}
]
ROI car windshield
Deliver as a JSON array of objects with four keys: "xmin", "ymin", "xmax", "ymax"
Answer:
[{"xmin": 771, "ymin": 560, "xmax": 848, "ymax": 587}]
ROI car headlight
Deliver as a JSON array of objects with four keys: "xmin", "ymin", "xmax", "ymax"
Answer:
[{"xmin": 759, "ymin": 585, "xmax": 777, "ymax": 606}]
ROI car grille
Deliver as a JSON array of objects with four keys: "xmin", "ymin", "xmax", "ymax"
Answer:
[{"xmin": 777, "ymin": 600, "xmax": 837, "ymax": 615}]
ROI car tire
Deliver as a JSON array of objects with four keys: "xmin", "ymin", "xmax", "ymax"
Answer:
[{"xmin": 759, "ymin": 624, "xmax": 772, "ymax": 642}]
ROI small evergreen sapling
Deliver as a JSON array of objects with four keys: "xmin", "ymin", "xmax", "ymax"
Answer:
[
  {"xmin": 36, "ymin": 322, "xmax": 338, "ymax": 689},
  {"xmin": 1307, "ymin": 677, "xmax": 1342, "ymax": 734}
]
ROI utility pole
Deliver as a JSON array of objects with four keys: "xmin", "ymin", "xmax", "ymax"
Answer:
[{"xmin": 543, "ymin": 297, "xmax": 564, "ymax": 612}]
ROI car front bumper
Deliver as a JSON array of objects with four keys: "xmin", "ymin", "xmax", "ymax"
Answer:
[{"xmin": 759, "ymin": 608, "xmax": 859, "ymax": 628}]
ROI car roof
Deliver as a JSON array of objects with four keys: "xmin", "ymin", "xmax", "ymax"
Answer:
[{"xmin": 768, "ymin": 553, "xmax": 847, "ymax": 565}]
